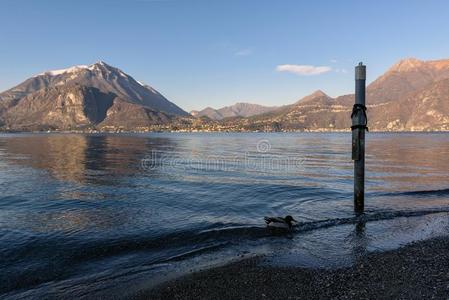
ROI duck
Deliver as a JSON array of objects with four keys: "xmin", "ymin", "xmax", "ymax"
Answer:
[{"xmin": 264, "ymin": 215, "xmax": 298, "ymax": 230}]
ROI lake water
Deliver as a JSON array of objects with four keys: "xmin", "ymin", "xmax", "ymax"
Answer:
[{"xmin": 1, "ymin": 132, "xmax": 449, "ymax": 298}]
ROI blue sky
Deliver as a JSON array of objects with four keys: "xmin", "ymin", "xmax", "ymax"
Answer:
[{"xmin": 1, "ymin": 0, "xmax": 449, "ymax": 111}]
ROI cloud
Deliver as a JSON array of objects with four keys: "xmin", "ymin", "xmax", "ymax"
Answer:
[
  {"xmin": 276, "ymin": 64, "xmax": 332, "ymax": 76},
  {"xmin": 330, "ymin": 59, "xmax": 338, "ymax": 63},
  {"xmin": 235, "ymin": 48, "xmax": 253, "ymax": 56}
]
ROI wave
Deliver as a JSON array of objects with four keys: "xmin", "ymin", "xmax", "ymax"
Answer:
[
  {"xmin": 378, "ymin": 188, "xmax": 449, "ymax": 197},
  {"xmin": 5, "ymin": 208, "xmax": 449, "ymax": 269},
  {"xmin": 296, "ymin": 209, "xmax": 449, "ymax": 233},
  {"xmin": 3, "ymin": 208, "xmax": 449, "ymax": 296}
]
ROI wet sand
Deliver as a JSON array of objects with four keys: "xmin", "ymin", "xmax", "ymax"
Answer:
[{"xmin": 139, "ymin": 237, "xmax": 449, "ymax": 299}]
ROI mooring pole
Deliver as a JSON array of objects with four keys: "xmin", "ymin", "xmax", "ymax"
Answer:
[{"xmin": 352, "ymin": 62, "xmax": 367, "ymax": 214}]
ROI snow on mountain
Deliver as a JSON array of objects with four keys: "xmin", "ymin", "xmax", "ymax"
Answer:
[
  {"xmin": 35, "ymin": 65, "xmax": 90, "ymax": 77},
  {"xmin": 0, "ymin": 61, "xmax": 189, "ymax": 130},
  {"xmin": 15, "ymin": 61, "xmax": 188, "ymax": 116}
]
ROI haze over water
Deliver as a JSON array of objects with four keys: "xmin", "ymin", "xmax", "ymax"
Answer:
[{"xmin": 1, "ymin": 133, "xmax": 449, "ymax": 298}]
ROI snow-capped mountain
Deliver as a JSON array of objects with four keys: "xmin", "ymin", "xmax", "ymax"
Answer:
[{"xmin": 0, "ymin": 61, "xmax": 188, "ymax": 130}]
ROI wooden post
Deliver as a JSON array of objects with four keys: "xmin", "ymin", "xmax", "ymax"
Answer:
[{"xmin": 352, "ymin": 62, "xmax": 366, "ymax": 214}]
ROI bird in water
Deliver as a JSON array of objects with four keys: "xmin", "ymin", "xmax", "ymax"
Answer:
[{"xmin": 264, "ymin": 215, "xmax": 298, "ymax": 231}]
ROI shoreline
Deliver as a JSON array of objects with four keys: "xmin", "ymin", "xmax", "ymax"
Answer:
[
  {"xmin": 2, "ymin": 130, "xmax": 449, "ymax": 134},
  {"xmin": 139, "ymin": 236, "xmax": 449, "ymax": 299}
]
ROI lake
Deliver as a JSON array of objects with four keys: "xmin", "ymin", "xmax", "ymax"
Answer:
[{"xmin": 1, "ymin": 132, "xmax": 449, "ymax": 298}]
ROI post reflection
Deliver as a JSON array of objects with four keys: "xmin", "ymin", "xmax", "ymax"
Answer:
[{"xmin": 351, "ymin": 216, "xmax": 368, "ymax": 262}]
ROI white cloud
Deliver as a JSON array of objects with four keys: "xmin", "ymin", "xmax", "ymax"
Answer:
[
  {"xmin": 235, "ymin": 48, "xmax": 253, "ymax": 56},
  {"xmin": 330, "ymin": 59, "xmax": 338, "ymax": 63},
  {"xmin": 276, "ymin": 64, "xmax": 332, "ymax": 76}
]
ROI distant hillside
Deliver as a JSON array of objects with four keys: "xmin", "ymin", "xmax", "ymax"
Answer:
[
  {"xmin": 191, "ymin": 103, "xmax": 278, "ymax": 120},
  {"xmin": 217, "ymin": 57, "xmax": 449, "ymax": 132}
]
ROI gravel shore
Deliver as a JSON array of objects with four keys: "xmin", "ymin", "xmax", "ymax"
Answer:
[{"xmin": 140, "ymin": 237, "xmax": 449, "ymax": 299}]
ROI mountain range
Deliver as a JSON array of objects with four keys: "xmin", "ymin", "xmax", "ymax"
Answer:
[
  {"xmin": 216, "ymin": 58, "xmax": 449, "ymax": 132},
  {"xmin": 190, "ymin": 103, "xmax": 278, "ymax": 120},
  {"xmin": 1, "ymin": 57, "xmax": 449, "ymax": 132}
]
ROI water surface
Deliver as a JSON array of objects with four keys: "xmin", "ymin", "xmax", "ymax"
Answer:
[{"xmin": 1, "ymin": 132, "xmax": 449, "ymax": 298}]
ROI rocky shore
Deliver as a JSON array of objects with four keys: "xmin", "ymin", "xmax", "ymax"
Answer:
[{"xmin": 140, "ymin": 237, "xmax": 449, "ymax": 299}]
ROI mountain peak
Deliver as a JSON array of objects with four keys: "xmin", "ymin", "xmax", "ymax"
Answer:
[
  {"xmin": 34, "ymin": 61, "xmax": 120, "ymax": 78},
  {"xmin": 296, "ymin": 90, "xmax": 330, "ymax": 104},
  {"xmin": 310, "ymin": 90, "xmax": 328, "ymax": 97},
  {"xmin": 95, "ymin": 60, "xmax": 108, "ymax": 65},
  {"xmin": 92, "ymin": 60, "xmax": 114, "ymax": 69},
  {"xmin": 191, "ymin": 103, "xmax": 277, "ymax": 120},
  {"xmin": 389, "ymin": 57, "xmax": 424, "ymax": 72}
]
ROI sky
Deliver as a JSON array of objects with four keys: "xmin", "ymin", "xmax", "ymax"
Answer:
[{"xmin": 1, "ymin": 0, "xmax": 449, "ymax": 112}]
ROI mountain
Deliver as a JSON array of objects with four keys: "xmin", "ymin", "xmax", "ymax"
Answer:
[
  {"xmin": 367, "ymin": 77, "xmax": 449, "ymax": 131},
  {"xmin": 0, "ymin": 61, "xmax": 188, "ymax": 131},
  {"xmin": 227, "ymin": 90, "xmax": 349, "ymax": 131},
  {"xmin": 367, "ymin": 58, "xmax": 449, "ymax": 104},
  {"xmin": 190, "ymin": 107, "xmax": 224, "ymax": 120},
  {"xmin": 191, "ymin": 103, "xmax": 278, "ymax": 120},
  {"xmin": 2, "ymin": 57, "xmax": 449, "ymax": 132},
  {"xmin": 351, "ymin": 57, "xmax": 449, "ymax": 131},
  {"xmin": 294, "ymin": 90, "xmax": 329, "ymax": 104},
  {"xmin": 218, "ymin": 57, "xmax": 449, "ymax": 132}
]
